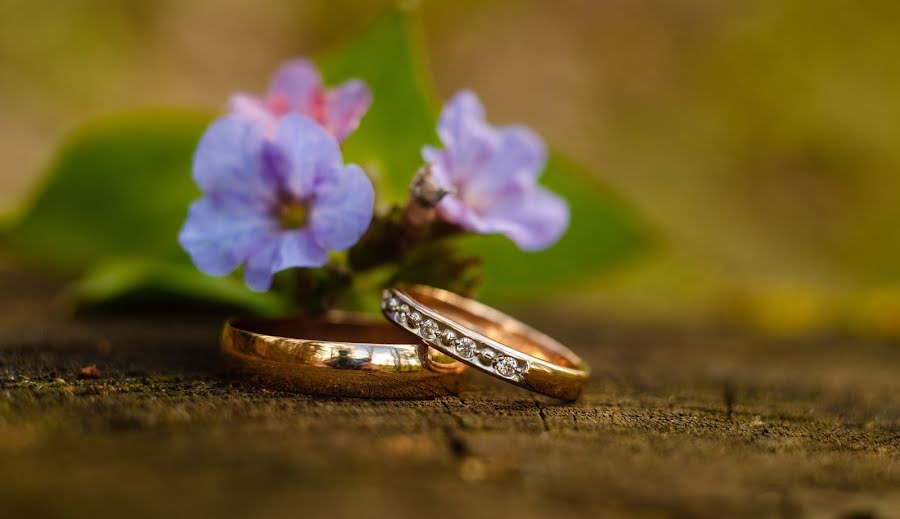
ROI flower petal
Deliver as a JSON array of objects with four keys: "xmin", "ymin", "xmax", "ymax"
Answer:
[
  {"xmin": 478, "ymin": 186, "xmax": 570, "ymax": 251},
  {"xmin": 444, "ymin": 126, "xmax": 547, "ymax": 209},
  {"xmin": 324, "ymin": 79, "xmax": 372, "ymax": 142},
  {"xmin": 439, "ymin": 186, "xmax": 569, "ymax": 251},
  {"xmin": 309, "ymin": 164, "xmax": 375, "ymax": 251},
  {"xmin": 269, "ymin": 59, "xmax": 323, "ymax": 113},
  {"xmin": 243, "ymin": 230, "xmax": 329, "ymax": 292},
  {"xmin": 192, "ymin": 116, "xmax": 279, "ymax": 202},
  {"xmin": 242, "ymin": 239, "xmax": 279, "ymax": 292},
  {"xmin": 436, "ymin": 195, "xmax": 485, "ymax": 232},
  {"xmin": 468, "ymin": 125, "xmax": 547, "ymax": 195},
  {"xmin": 435, "ymin": 92, "xmax": 496, "ymax": 184},
  {"xmin": 273, "ymin": 114, "xmax": 343, "ymax": 199},
  {"xmin": 178, "ymin": 194, "xmax": 278, "ymax": 277},
  {"xmin": 437, "ymin": 90, "xmax": 486, "ymax": 149},
  {"xmin": 228, "ymin": 93, "xmax": 278, "ymax": 134},
  {"xmin": 428, "ymin": 89, "xmax": 568, "ymax": 252}
]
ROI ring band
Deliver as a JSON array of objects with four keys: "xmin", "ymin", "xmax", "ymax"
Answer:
[
  {"xmin": 381, "ymin": 285, "xmax": 590, "ymax": 401},
  {"xmin": 221, "ymin": 312, "xmax": 467, "ymax": 399}
]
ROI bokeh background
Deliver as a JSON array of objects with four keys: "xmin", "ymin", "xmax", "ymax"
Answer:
[{"xmin": 2, "ymin": 0, "xmax": 900, "ymax": 335}]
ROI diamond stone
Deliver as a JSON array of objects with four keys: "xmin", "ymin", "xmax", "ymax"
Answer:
[
  {"xmin": 420, "ymin": 320, "xmax": 439, "ymax": 340},
  {"xmin": 479, "ymin": 348, "xmax": 497, "ymax": 365},
  {"xmin": 386, "ymin": 297, "xmax": 400, "ymax": 311},
  {"xmin": 408, "ymin": 312, "xmax": 422, "ymax": 328},
  {"xmin": 396, "ymin": 304, "xmax": 411, "ymax": 325},
  {"xmin": 493, "ymin": 356, "xmax": 519, "ymax": 378},
  {"xmin": 440, "ymin": 329, "xmax": 457, "ymax": 346},
  {"xmin": 454, "ymin": 337, "xmax": 477, "ymax": 359}
]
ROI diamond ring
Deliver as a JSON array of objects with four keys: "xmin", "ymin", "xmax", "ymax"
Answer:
[{"xmin": 381, "ymin": 285, "xmax": 590, "ymax": 401}]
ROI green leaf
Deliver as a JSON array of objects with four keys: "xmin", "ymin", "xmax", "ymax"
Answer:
[
  {"xmin": 75, "ymin": 259, "xmax": 286, "ymax": 314},
  {"xmin": 2, "ymin": 111, "xmax": 289, "ymax": 311},
  {"xmin": 320, "ymin": 9, "xmax": 436, "ymax": 202},
  {"xmin": 5, "ymin": 111, "xmax": 210, "ymax": 272}
]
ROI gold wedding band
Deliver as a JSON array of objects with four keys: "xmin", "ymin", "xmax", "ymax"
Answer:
[
  {"xmin": 221, "ymin": 312, "xmax": 467, "ymax": 398},
  {"xmin": 381, "ymin": 285, "xmax": 590, "ymax": 401}
]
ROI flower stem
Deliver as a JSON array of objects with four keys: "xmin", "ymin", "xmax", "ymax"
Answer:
[{"xmin": 293, "ymin": 263, "xmax": 353, "ymax": 316}]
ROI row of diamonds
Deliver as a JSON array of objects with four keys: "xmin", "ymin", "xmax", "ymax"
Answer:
[{"xmin": 382, "ymin": 292, "xmax": 527, "ymax": 380}]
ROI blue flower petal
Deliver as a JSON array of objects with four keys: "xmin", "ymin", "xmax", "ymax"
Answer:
[
  {"xmin": 479, "ymin": 186, "xmax": 570, "ymax": 251},
  {"xmin": 437, "ymin": 90, "xmax": 486, "ymax": 149},
  {"xmin": 192, "ymin": 117, "xmax": 279, "ymax": 202},
  {"xmin": 242, "ymin": 230, "xmax": 329, "ymax": 292},
  {"xmin": 309, "ymin": 163, "xmax": 375, "ymax": 251},
  {"xmin": 435, "ymin": 91, "xmax": 495, "ymax": 184},
  {"xmin": 476, "ymin": 125, "xmax": 547, "ymax": 191},
  {"xmin": 242, "ymin": 238, "xmax": 280, "ymax": 292},
  {"xmin": 178, "ymin": 194, "xmax": 278, "ymax": 277},
  {"xmin": 273, "ymin": 114, "xmax": 343, "ymax": 199}
]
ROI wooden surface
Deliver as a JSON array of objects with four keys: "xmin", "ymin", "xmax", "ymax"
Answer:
[{"xmin": 0, "ymin": 273, "xmax": 898, "ymax": 518}]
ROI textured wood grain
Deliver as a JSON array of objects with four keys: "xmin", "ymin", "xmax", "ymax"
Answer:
[{"xmin": 0, "ymin": 272, "xmax": 898, "ymax": 519}]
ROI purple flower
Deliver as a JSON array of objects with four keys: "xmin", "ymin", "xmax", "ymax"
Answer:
[
  {"xmin": 229, "ymin": 58, "xmax": 371, "ymax": 142},
  {"xmin": 179, "ymin": 114, "xmax": 374, "ymax": 292},
  {"xmin": 422, "ymin": 91, "xmax": 569, "ymax": 251}
]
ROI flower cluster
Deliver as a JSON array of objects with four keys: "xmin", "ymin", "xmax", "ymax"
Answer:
[
  {"xmin": 179, "ymin": 59, "xmax": 570, "ymax": 294},
  {"xmin": 424, "ymin": 91, "xmax": 568, "ymax": 251},
  {"xmin": 178, "ymin": 114, "xmax": 373, "ymax": 291}
]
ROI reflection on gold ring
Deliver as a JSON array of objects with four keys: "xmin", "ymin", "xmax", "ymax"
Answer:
[{"xmin": 222, "ymin": 312, "xmax": 466, "ymax": 399}]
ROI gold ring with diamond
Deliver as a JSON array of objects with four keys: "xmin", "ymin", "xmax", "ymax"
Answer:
[{"xmin": 381, "ymin": 285, "xmax": 589, "ymax": 401}]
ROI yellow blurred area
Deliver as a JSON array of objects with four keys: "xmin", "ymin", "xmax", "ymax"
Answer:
[{"xmin": 2, "ymin": 0, "xmax": 900, "ymax": 334}]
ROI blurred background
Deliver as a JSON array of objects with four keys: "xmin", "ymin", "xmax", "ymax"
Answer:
[{"xmin": 2, "ymin": 0, "xmax": 900, "ymax": 336}]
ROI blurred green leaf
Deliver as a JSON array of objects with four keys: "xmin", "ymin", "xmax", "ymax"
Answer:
[
  {"xmin": 2, "ymin": 111, "xmax": 286, "ymax": 311},
  {"xmin": 75, "ymin": 259, "xmax": 286, "ymax": 314},
  {"xmin": 320, "ymin": 10, "xmax": 436, "ymax": 202},
  {"xmin": 5, "ymin": 112, "xmax": 208, "ymax": 271}
]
